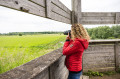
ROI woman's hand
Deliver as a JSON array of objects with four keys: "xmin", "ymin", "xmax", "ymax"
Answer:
[{"xmin": 66, "ymin": 32, "xmax": 70, "ymax": 41}]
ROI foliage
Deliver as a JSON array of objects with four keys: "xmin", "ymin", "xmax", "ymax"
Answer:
[
  {"xmin": 86, "ymin": 25, "xmax": 120, "ymax": 39},
  {"xmin": 102, "ymin": 71, "xmax": 116, "ymax": 76},
  {"xmin": 83, "ymin": 70, "xmax": 120, "ymax": 77},
  {"xmin": 19, "ymin": 33, "xmax": 22, "ymax": 36},
  {"xmin": 83, "ymin": 70, "xmax": 103, "ymax": 77},
  {"xmin": 0, "ymin": 34, "xmax": 66, "ymax": 74},
  {"xmin": 116, "ymin": 68, "xmax": 120, "ymax": 73}
]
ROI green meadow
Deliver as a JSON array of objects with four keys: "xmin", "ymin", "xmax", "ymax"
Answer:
[{"xmin": 0, "ymin": 34, "xmax": 66, "ymax": 74}]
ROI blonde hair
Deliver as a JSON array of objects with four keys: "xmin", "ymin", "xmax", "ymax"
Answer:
[{"xmin": 71, "ymin": 24, "xmax": 90, "ymax": 42}]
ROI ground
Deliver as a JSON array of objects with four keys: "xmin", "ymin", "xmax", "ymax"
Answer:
[{"xmin": 90, "ymin": 73, "xmax": 120, "ymax": 79}]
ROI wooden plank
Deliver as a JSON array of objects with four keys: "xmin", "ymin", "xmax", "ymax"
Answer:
[
  {"xmin": 49, "ymin": 56, "xmax": 69, "ymax": 79},
  {"xmin": 114, "ymin": 42, "xmax": 119, "ymax": 71},
  {"xmin": 83, "ymin": 67, "xmax": 115, "ymax": 72},
  {"xmin": 28, "ymin": 0, "xmax": 45, "ymax": 8},
  {"xmin": 46, "ymin": 0, "xmax": 52, "ymax": 18},
  {"xmin": 0, "ymin": 0, "xmax": 45, "ymax": 17},
  {"xmin": 115, "ymin": 12, "xmax": 120, "ymax": 24},
  {"xmin": 51, "ymin": 3, "xmax": 71, "ymax": 19},
  {"xmin": 72, "ymin": 0, "xmax": 82, "ymax": 24},
  {"xmin": 83, "ymin": 63, "xmax": 115, "ymax": 69},
  {"xmin": 51, "ymin": 0, "xmax": 71, "ymax": 14},
  {"xmin": 85, "ymin": 45, "xmax": 114, "ymax": 53},
  {"xmin": 82, "ymin": 12, "xmax": 116, "ymax": 17},
  {"xmin": 82, "ymin": 20, "xmax": 115, "ymax": 25},
  {"xmin": 51, "ymin": 12, "xmax": 71, "ymax": 24},
  {"xmin": 82, "ymin": 17, "xmax": 115, "ymax": 21},
  {"xmin": 46, "ymin": 0, "xmax": 71, "ymax": 24}
]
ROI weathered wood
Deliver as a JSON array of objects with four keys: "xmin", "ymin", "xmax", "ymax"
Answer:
[
  {"xmin": 82, "ymin": 17, "xmax": 115, "ymax": 21},
  {"xmin": 84, "ymin": 67, "xmax": 115, "ymax": 72},
  {"xmin": 115, "ymin": 12, "xmax": 120, "ymax": 24},
  {"xmin": 0, "ymin": 0, "xmax": 71, "ymax": 24},
  {"xmin": 82, "ymin": 12, "xmax": 116, "ymax": 17},
  {"xmin": 82, "ymin": 21, "xmax": 115, "ymax": 25},
  {"xmin": 49, "ymin": 56, "xmax": 68, "ymax": 79},
  {"xmin": 46, "ymin": 0, "xmax": 52, "ymax": 18},
  {"xmin": 46, "ymin": 0, "xmax": 71, "ymax": 24},
  {"xmin": 51, "ymin": 3, "xmax": 71, "ymax": 19},
  {"xmin": 72, "ymin": 0, "xmax": 82, "ymax": 24},
  {"xmin": 51, "ymin": 12, "xmax": 71, "ymax": 24},
  {"xmin": 83, "ymin": 63, "xmax": 115, "ymax": 69},
  {"xmin": 32, "ymin": 68, "xmax": 49, "ymax": 79},
  {"xmin": 51, "ymin": 0, "xmax": 70, "ymax": 14},
  {"xmin": 81, "ymin": 12, "xmax": 120, "ymax": 24},
  {"xmin": 114, "ymin": 42, "xmax": 119, "ymax": 71},
  {"xmin": 28, "ymin": 0, "xmax": 45, "ymax": 8},
  {"xmin": 0, "ymin": 0, "xmax": 45, "ymax": 17}
]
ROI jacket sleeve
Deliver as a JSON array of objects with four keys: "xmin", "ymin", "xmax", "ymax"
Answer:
[{"xmin": 62, "ymin": 40, "xmax": 83, "ymax": 56}]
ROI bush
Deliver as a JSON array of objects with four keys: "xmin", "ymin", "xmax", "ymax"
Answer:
[
  {"xmin": 19, "ymin": 34, "xmax": 22, "ymax": 36},
  {"xmin": 83, "ymin": 70, "xmax": 103, "ymax": 77},
  {"xmin": 108, "ymin": 37, "xmax": 116, "ymax": 39}
]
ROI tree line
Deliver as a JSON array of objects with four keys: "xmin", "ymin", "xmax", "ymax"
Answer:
[
  {"xmin": 86, "ymin": 25, "xmax": 120, "ymax": 39},
  {"xmin": 0, "ymin": 25, "xmax": 120, "ymax": 39},
  {"xmin": 0, "ymin": 31, "xmax": 63, "ymax": 36}
]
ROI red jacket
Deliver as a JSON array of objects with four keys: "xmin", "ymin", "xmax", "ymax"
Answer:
[{"xmin": 63, "ymin": 38, "xmax": 89, "ymax": 72}]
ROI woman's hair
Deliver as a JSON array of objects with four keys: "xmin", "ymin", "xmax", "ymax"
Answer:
[{"xmin": 71, "ymin": 24, "xmax": 90, "ymax": 42}]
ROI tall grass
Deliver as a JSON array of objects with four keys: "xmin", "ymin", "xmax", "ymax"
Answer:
[{"xmin": 0, "ymin": 34, "xmax": 66, "ymax": 74}]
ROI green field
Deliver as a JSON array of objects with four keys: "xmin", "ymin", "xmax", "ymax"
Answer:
[{"xmin": 0, "ymin": 34, "xmax": 66, "ymax": 74}]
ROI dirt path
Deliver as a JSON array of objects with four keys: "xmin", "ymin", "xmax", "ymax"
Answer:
[{"xmin": 90, "ymin": 73, "xmax": 120, "ymax": 79}]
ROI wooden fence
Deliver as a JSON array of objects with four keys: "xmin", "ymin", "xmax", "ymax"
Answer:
[
  {"xmin": 0, "ymin": 0, "xmax": 120, "ymax": 24},
  {"xmin": 0, "ymin": 40, "xmax": 120, "ymax": 79}
]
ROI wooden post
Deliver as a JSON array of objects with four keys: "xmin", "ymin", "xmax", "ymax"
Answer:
[
  {"xmin": 114, "ymin": 42, "xmax": 119, "ymax": 71},
  {"xmin": 72, "ymin": 0, "xmax": 82, "ymax": 24},
  {"xmin": 115, "ymin": 12, "xmax": 120, "ymax": 24}
]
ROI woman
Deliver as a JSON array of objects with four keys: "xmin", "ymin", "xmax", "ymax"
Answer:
[{"xmin": 62, "ymin": 24, "xmax": 90, "ymax": 79}]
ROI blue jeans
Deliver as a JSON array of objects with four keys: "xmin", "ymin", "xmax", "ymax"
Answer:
[{"xmin": 68, "ymin": 71, "xmax": 82, "ymax": 79}]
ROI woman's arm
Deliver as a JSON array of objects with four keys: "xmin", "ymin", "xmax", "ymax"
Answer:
[{"xmin": 63, "ymin": 40, "xmax": 83, "ymax": 55}]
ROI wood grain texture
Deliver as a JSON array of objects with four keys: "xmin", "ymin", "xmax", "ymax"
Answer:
[
  {"xmin": 115, "ymin": 12, "xmax": 120, "ymax": 24},
  {"xmin": 49, "ymin": 56, "xmax": 68, "ymax": 79},
  {"xmin": 72, "ymin": 0, "xmax": 82, "ymax": 24},
  {"xmin": 84, "ymin": 67, "xmax": 115, "ymax": 72},
  {"xmin": 0, "ymin": 0, "xmax": 45, "ymax": 17},
  {"xmin": 82, "ymin": 20, "xmax": 115, "ymax": 25},
  {"xmin": 114, "ymin": 42, "xmax": 119, "ymax": 71},
  {"xmin": 47, "ymin": 0, "xmax": 71, "ymax": 24},
  {"xmin": 51, "ymin": 3, "xmax": 71, "ymax": 19},
  {"xmin": 28, "ymin": 0, "xmax": 45, "ymax": 8},
  {"xmin": 81, "ymin": 12, "xmax": 120, "ymax": 24},
  {"xmin": 51, "ymin": 0, "xmax": 70, "ymax": 14},
  {"xmin": 82, "ymin": 12, "xmax": 116, "ymax": 17}
]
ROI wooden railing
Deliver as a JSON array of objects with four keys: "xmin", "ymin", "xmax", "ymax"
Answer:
[{"xmin": 0, "ymin": 39, "xmax": 120, "ymax": 79}]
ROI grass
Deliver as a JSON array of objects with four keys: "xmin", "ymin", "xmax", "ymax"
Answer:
[{"xmin": 0, "ymin": 34, "xmax": 66, "ymax": 74}]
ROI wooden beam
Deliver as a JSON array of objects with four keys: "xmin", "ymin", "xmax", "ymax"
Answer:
[
  {"xmin": 0, "ymin": 0, "xmax": 71, "ymax": 24},
  {"xmin": 81, "ymin": 12, "xmax": 120, "ymax": 25},
  {"xmin": 46, "ymin": 0, "xmax": 71, "ymax": 24},
  {"xmin": 72, "ymin": 0, "xmax": 82, "ymax": 24},
  {"xmin": 0, "ymin": 0, "xmax": 46, "ymax": 17},
  {"xmin": 114, "ymin": 42, "xmax": 119, "ymax": 71},
  {"xmin": 115, "ymin": 12, "xmax": 120, "ymax": 24}
]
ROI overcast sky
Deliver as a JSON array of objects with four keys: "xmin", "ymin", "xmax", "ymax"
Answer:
[{"xmin": 0, "ymin": 0, "xmax": 120, "ymax": 33}]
